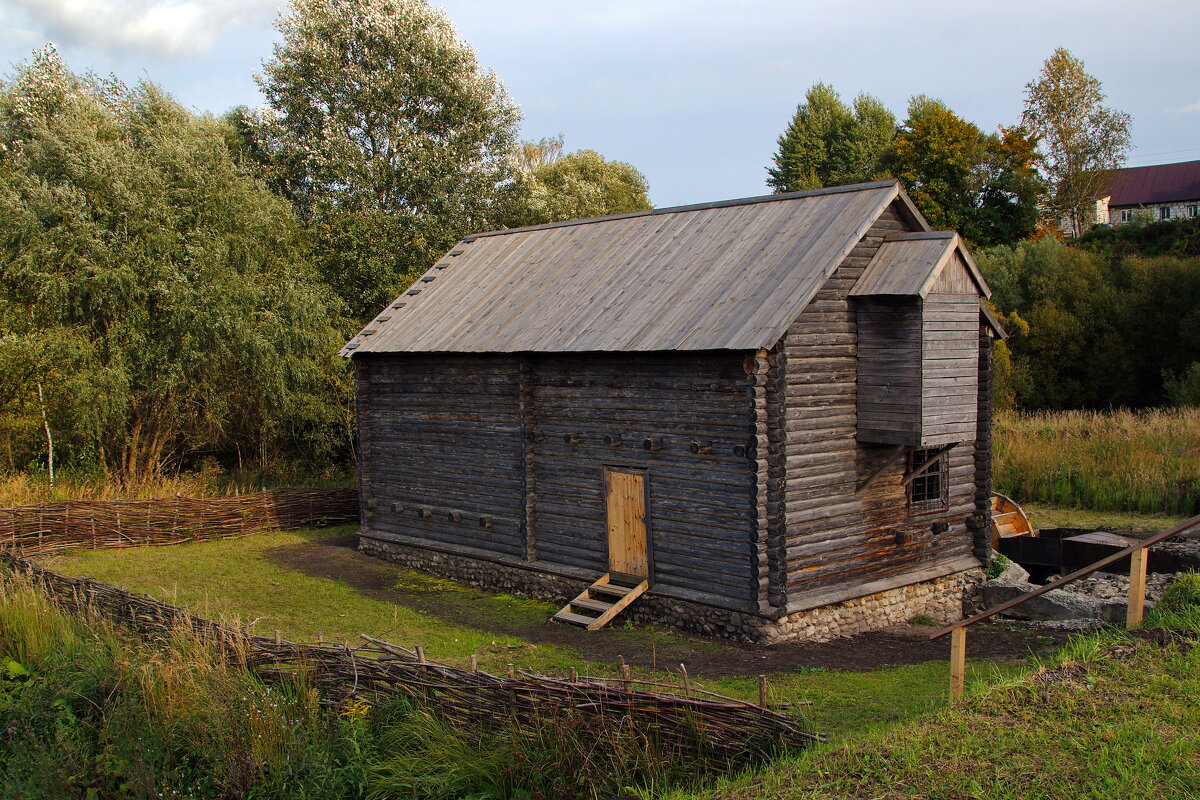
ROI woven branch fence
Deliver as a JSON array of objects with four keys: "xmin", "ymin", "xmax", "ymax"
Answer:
[
  {"xmin": 2, "ymin": 551, "xmax": 821, "ymax": 766},
  {"xmin": 0, "ymin": 488, "xmax": 360, "ymax": 555}
]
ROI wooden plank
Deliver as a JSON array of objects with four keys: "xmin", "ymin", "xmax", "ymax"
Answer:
[
  {"xmin": 606, "ymin": 470, "xmax": 649, "ymax": 578},
  {"xmin": 586, "ymin": 579, "xmax": 649, "ymax": 630},
  {"xmin": 930, "ymin": 512, "xmax": 1200, "ymax": 639},
  {"xmin": 949, "ymin": 627, "xmax": 967, "ymax": 701},
  {"xmin": 1127, "ymin": 547, "xmax": 1148, "ymax": 627}
]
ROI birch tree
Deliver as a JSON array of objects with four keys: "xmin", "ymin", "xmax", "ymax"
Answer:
[{"xmin": 1023, "ymin": 48, "xmax": 1131, "ymax": 237}]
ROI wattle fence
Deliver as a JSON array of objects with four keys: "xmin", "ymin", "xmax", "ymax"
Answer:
[
  {"xmin": 0, "ymin": 488, "xmax": 360, "ymax": 555},
  {"xmin": 0, "ymin": 488, "xmax": 821, "ymax": 768}
]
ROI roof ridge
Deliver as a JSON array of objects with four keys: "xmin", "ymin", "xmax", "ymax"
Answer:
[{"xmin": 463, "ymin": 180, "xmax": 900, "ymax": 241}]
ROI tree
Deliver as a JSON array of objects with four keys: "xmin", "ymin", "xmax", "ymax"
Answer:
[
  {"xmin": 978, "ymin": 237, "xmax": 1128, "ymax": 409},
  {"xmin": 0, "ymin": 47, "xmax": 347, "ymax": 482},
  {"xmin": 258, "ymin": 0, "xmax": 521, "ymax": 321},
  {"xmin": 891, "ymin": 97, "xmax": 1044, "ymax": 247},
  {"xmin": 766, "ymin": 83, "xmax": 896, "ymax": 192},
  {"xmin": 1023, "ymin": 47, "xmax": 1132, "ymax": 237},
  {"xmin": 891, "ymin": 95, "xmax": 986, "ymax": 233},
  {"xmin": 496, "ymin": 146, "xmax": 651, "ymax": 228}
]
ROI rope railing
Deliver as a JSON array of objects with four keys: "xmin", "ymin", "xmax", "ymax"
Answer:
[{"xmin": 929, "ymin": 511, "xmax": 1200, "ymax": 699}]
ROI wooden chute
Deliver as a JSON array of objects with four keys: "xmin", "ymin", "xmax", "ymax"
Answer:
[{"xmin": 990, "ymin": 492, "xmax": 1035, "ymax": 549}]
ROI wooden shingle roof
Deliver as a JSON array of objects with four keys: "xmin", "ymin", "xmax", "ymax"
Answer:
[
  {"xmin": 343, "ymin": 181, "xmax": 929, "ymax": 355},
  {"xmin": 850, "ymin": 231, "xmax": 990, "ymax": 298}
]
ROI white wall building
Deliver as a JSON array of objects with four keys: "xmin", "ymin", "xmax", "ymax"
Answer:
[{"xmin": 1096, "ymin": 159, "xmax": 1200, "ymax": 226}]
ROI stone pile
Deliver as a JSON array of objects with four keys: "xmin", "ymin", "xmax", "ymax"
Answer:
[{"xmin": 979, "ymin": 552, "xmax": 1180, "ymax": 625}]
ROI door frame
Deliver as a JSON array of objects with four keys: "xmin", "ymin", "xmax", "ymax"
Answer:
[{"xmin": 600, "ymin": 464, "xmax": 654, "ymax": 583}]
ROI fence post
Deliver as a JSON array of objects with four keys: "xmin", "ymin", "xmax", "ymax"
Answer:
[
  {"xmin": 950, "ymin": 626, "xmax": 967, "ymax": 701},
  {"xmin": 1127, "ymin": 547, "xmax": 1149, "ymax": 628}
]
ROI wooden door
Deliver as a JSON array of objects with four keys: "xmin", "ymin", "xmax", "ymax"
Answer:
[{"xmin": 605, "ymin": 469, "xmax": 648, "ymax": 578}]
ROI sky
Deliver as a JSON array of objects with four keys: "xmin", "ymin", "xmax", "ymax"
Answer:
[{"xmin": 1, "ymin": 0, "xmax": 1198, "ymax": 208}]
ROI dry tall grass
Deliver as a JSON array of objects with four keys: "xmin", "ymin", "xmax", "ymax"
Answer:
[
  {"xmin": 0, "ymin": 465, "xmax": 352, "ymax": 507},
  {"xmin": 0, "ymin": 472, "xmax": 229, "ymax": 507},
  {"xmin": 994, "ymin": 408, "xmax": 1200, "ymax": 515}
]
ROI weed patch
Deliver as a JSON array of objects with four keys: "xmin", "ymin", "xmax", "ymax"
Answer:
[{"xmin": 994, "ymin": 408, "xmax": 1200, "ymax": 516}]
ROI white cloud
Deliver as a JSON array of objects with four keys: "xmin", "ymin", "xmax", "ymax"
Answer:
[
  {"xmin": 2, "ymin": 0, "xmax": 282, "ymax": 57},
  {"xmin": 1166, "ymin": 99, "xmax": 1200, "ymax": 114}
]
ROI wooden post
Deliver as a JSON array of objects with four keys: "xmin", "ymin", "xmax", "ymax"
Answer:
[
  {"xmin": 680, "ymin": 663, "xmax": 690, "ymax": 698},
  {"xmin": 507, "ymin": 663, "xmax": 515, "ymax": 679},
  {"xmin": 1127, "ymin": 547, "xmax": 1149, "ymax": 628},
  {"xmin": 651, "ymin": 642, "xmax": 657, "ymax": 671},
  {"xmin": 949, "ymin": 626, "xmax": 967, "ymax": 701},
  {"xmin": 569, "ymin": 667, "xmax": 578, "ymax": 682},
  {"xmin": 415, "ymin": 645, "xmax": 426, "ymax": 664},
  {"xmin": 758, "ymin": 674, "xmax": 768, "ymax": 707},
  {"xmin": 470, "ymin": 654, "xmax": 478, "ymax": 673},
  {"xmin": 274, "ymin": 629, "xmax": 282, "ymax": 645}
]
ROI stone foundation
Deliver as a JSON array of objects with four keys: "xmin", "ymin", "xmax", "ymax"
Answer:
[{"xmin": 359, "ymin": 535, "xmax": 984, "ymax": 644}]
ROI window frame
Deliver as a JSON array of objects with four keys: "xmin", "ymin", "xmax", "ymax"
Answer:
[
  {"xmin": 907, "ymin": 447, "xmax": 949, "ymax": 509},
  {"xmin": 1160, "ymin": 206, "xmax": 1172, "ymax": 221}
]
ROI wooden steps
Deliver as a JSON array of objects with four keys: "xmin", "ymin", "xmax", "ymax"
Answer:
[{"xmin": 553, "ymin": 573, "xmax": 649, "ymax": 631}]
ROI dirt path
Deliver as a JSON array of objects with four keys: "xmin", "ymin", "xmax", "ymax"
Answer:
[{"xmin": 266, "ymin": 533, "xmax": 1073, "ymax": 678}]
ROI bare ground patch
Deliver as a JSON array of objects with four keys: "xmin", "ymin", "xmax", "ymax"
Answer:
[{"xmin": 265, "ymin": 533, "xmax": 1073, "ymax": 677}]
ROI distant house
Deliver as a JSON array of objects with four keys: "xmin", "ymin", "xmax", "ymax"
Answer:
[
  {"xmin": 1096, "ymin": 159, "xmax": 1200, "ymax": 225},
  {"xmin": 342, "ymin": 180, "xmax": 1005, "ymax": 643}
]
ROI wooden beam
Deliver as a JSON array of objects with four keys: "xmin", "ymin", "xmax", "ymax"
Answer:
[
  {"xmin": 1127, "ymin": 547, "xmax": 1148, "ymax": 628},
  {"xmin": 949, "ymin": 627, "xmax": 967, "ymax": 701},
  {"xmin": 901, "ymin": 443, "xmax": 956, "ymax": 487},
  {"xmin": 930, "ymin": 510, "xmax": 1200, "ymax": 640},
  {"xmin": 855, "ymin": 446, "xmax": 909, "ymax": 494}
]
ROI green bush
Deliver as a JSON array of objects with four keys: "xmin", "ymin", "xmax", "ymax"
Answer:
[
  {"xmin": 1158, "ymin": 571, "xmax": 1200, "ymax": 612},
  {"xmin": 985, "ymin": 554, "xmax": 1012, "ymax": 580}
]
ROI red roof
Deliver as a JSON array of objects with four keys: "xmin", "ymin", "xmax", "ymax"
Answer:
[{"xmin": 1107, "ymin": 160, "xmax": 1200, "ymax": 207}]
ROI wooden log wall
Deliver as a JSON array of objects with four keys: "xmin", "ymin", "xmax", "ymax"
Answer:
[
  {"xmin": 855, "ymin": 297, "xmax": 922, "ymax": 445},
  {"xmin": 356, "ymin": 351, "xmax": 762, "ymax": 612},
  {"xmin": 355, "ymin": 355, "xmax": 527, "ymax": 559},
  {"xmin": 779, "ymin": 203, "xmax": 978, "ymax": 606},
  {"xmin": 972, "ymin": 324, "xmax": 996, "ymax": 561},
  {"xmin": 527, "ymin": 352, "xmax": 759, "ymax": 609},
  {"xmin": 920, "ymin": 254, "xmax": 981, "ymax": 447}
]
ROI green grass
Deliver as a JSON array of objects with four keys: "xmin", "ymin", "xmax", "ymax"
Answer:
[
  {"xmin": 52, "ymin": 528, "xmax": 1028, "ymax": 743},
  {"xmin": 1022, "ymin": 503, "xmax": 1187, "ymax": 531},
  {"xmin": 710, "ymin": 659, "xmax": 1023, "ymax": 741},
  {"xmin": 994, "ymin": 408, "xmax": 1200, "ymax": 516},
  {"xmin": 53, "ymin": 526, "xmax": 562, "ymax": 675},
  {"xmin": 0, "ymin": 570, "xmax": 713, "ymax": 800},
  {"xmin": 674, "ymin": 628, "xmax": 1200, "ymax": 800}
]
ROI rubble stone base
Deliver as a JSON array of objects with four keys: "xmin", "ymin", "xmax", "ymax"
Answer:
[{"xmin": 359, "ymin": 535, "xmax": 983, "ymax": 644}]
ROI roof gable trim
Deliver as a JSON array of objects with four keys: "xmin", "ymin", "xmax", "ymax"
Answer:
[{"xmin": 463, "ymin": 180, "xmax": 902, "ymax": 241}]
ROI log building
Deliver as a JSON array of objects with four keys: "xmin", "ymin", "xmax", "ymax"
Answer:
[{"xmin": 342, "ymin": 180, "xmax": 1004, "ymax": 642}]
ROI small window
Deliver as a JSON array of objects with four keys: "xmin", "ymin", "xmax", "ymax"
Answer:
[
  {"xmin": 1160, "ymin": 207, "xmax": 1172, "ymax": 220},
  {"xmin": 1189, "ymin": 205, "xmax": 1198, "ymax": 218},
  {"xmin": 908, "ymin": 448, "xmax": 948, "ymax": 507},
  {"xmin": 1120, "ymin": 209, "xmax": 1133, "ymax": 222}
]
